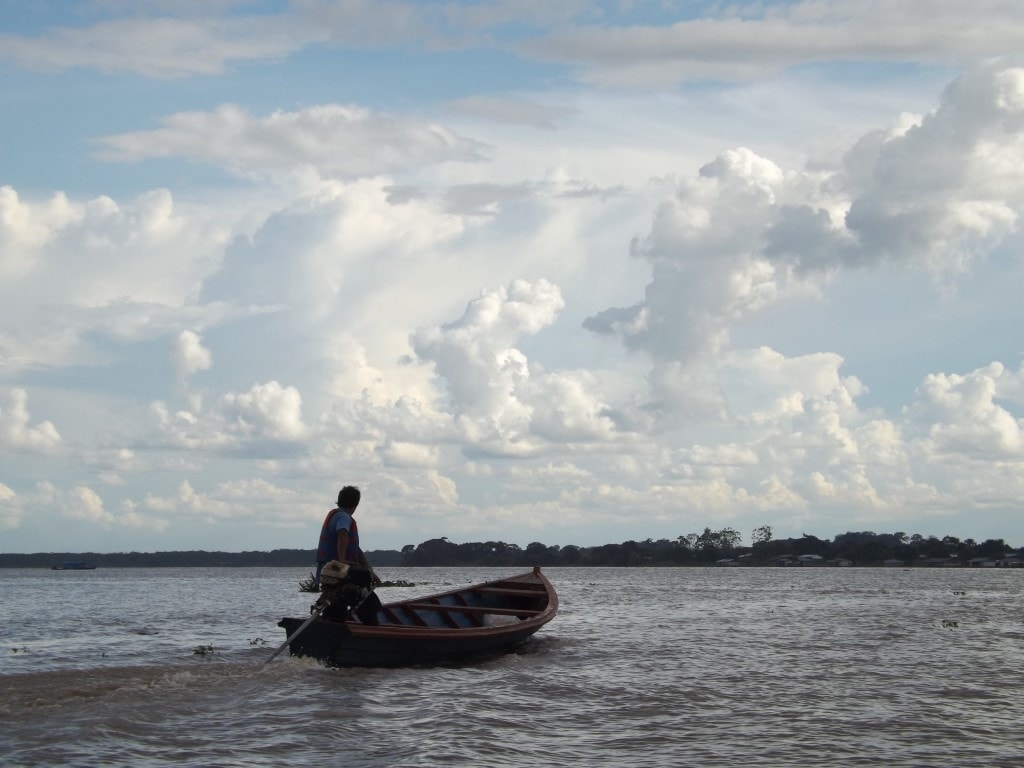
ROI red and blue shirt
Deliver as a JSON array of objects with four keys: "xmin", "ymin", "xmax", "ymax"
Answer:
[{"xmin": 316, "ymin": 508, "xmax": 360, "ymax": 563}]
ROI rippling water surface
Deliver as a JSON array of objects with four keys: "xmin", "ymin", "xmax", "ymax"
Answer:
[{"xmin": 2, "ymin": 566, "xmax": 1022, "ymax": 767}]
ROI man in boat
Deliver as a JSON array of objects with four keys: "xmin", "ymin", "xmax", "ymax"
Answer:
[{"xmin": 314, "ymin": 486, "xmax": 382, "ymax": 624}]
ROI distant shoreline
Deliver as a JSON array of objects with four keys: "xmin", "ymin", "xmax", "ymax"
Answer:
[
  {"xmin": 0, "ymin": 549, "xmax": 399, "ymax": 569},
  {"xmin": 4, "ymin": 531, "xmax": 1022, "ymax": 569},
  {"xmin": 3, "ymin": 550, "xmax": 1022, "ymax": 569}
]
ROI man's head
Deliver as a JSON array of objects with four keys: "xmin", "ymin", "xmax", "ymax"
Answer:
[{"xmin": 337, "ymin": 485, "xmax": 361, "ymax": 510}]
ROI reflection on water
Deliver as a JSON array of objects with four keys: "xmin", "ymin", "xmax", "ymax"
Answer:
[{"xmin": 2, "ymin": 566, "xmax": 1023, "ymax": 767}]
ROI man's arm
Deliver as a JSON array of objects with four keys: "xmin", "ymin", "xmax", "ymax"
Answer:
[
  {"xmin": 357, "ymin": 549, "xmax": 382, "ymax": 585},
  {"xmin": 335, "ymin": 530, "xmax": 350, "ymax": 563}
]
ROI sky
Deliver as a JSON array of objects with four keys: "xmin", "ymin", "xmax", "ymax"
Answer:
[{"xmin": 2, "ymin": 1, "xmax": 1024, "ymax": 555}]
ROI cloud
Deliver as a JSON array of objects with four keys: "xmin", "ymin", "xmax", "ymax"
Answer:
[
  {"xmin": 0, "ymin": 483, "xmax": 20, "ymax": 530},
  {"xmin": 378, "ymin": 439, "xmax": 440, "ymax": 468},
  {"xmin": 14, "ymin": 482, "xmax": 163, "ymax": 532},
  {"xmin": 95, "ymin": 104, "xmax": 489, "ymax": 180},
  {"xmin": 410, "ymin": 279, "xmax": 565, "ymax": 453},
  {"xmin": 585, "ymin": 64, "xmax": 1024, "ymax": 419},
  {"xmin": 0, "ymin": 2, "xmax": 583, "ymax": 79},
  {"xmin": 149, "ymin": 380, "xmax": 309, "ymax": 453},
  {"xmin": 909, "ymin": 362, "xmax": 1024, "ymax": 459},
  {"xmin": 408, "ymin": 278, "xmax": 626, "ymax": 456},
  {"xmin": 143, "ymin": 477, "xmax": 312, "ymax": 524},
  {"xmin": 0, "ymin": 13, "xmax": 307, "ymax": 78},
  {"xmin": 412, "ymin": 278, "xmax": 565, "ymax": 416},
  {"xmin": 585, "ymin": 146, "xmax": 810, "ymax": 366},
  {"xmin": 842, "ymin": 65, "xmax": 1024, "ymax": 275},
  {"xmin": 528, "ymin": 372, "xmax": 617, "ymax": 442},
  {"xmin": 220, "ymin": 381, "xmax": 308, "ymax": 442},
  {"xmin": 4, "ymin": 2, "xmax": 1019, "ymax": 88},
  {"xmin": 82, "ymin": 448, "xmax": 139, "ymax": 487},
  {"xmin": 445, "ymin": 96, "xmax": 577, "ymax": 129},
  {"xmin": 172, "ymin": 330, "xmax": 213, "ymax": 381},
  {"xmin": 0, "ymin": 389, "xmax": 62, "ymax": 454},
  {"xmin": 0, "ymin": 186, "xmax": 236, "ymax": 372},
  {"xmin": 522, "ymin": 3, "xmax": 1024, "ymax": 85},
  {"xmin": 63, "ymin": 486, "xmax": 117, "ymax": 526}
]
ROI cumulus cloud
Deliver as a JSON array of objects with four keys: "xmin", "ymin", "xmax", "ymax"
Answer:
[
  {"xmin": 0, "ymin": 482, "xmax": 21, "ymax": 530},
  {"xmin": 96, "ymin": 103, "xmax": 488, "ymax": 180},
  {"xmin": 0, "ymin": 186, "xmax": 235, "ymax": 372},
  {"xmin": 586, "ymin": 63, "xmax": 1024, "ymax": 420},
  {"xmin": 0, "ymin": 389, "xmax": 62, "ymax": 454},
  {"xmin": 413, "ymin": 278, "xmax": 564, "ymax": 413},
  {"xmin": 149, "ymin": 380, "xmax": 309, "ymax": 453},
  {"xmin": 410, "ymin": 279, "xmax": 560, "ymax": 452},
  {"xmin": 172, "ymin": 330, "xmax": 213, "ymax": 380},
  {"xmin": 842, "ymin": 65, "xmax": 1024, "ymax": 275},
  {"xmin": 12, "ymin": 482, "xmax": 165, "ymax": 533},
  {"xmin": 143, "ymin": 477, "xmax": 311, "ymax": 524},
  {"xmin": 908, "ymin": 362, "xmax": 1024, "ymax": 458},
  {"xmin": 584, "ymin": 147, "xmax": 810, "ymax": 365},
  {"xmin": 378, "ymin": 439, "xmax": 440, "ymax": 469},
  {"xmin": 408, "ymin": 278, "xmax": 626, "ymax": 457},
  {"xmin": 220, "ymin": 381, "xmax": 308, "ymax": 442},
  {"xmin": 63, "ymin": 486, "xmax": 117, "ymax": 526},
  {"xmin": 528, "ymin": 372, "xmax": 617, "ymax": 442}
]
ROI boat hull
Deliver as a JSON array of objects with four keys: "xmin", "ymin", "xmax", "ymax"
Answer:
[{"xmin": 277, "ymin": 568, "xmax": 557, "ymax": 668}]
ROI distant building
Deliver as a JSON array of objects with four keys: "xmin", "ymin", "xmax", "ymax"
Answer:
[{"xmin": 967, "ymin": 557, "xmax": 997, "ymax": 567}]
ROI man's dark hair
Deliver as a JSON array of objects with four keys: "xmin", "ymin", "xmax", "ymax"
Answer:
[{"xmin": 337, "ymin": 486, "xmax": 361, "ymax": 509}]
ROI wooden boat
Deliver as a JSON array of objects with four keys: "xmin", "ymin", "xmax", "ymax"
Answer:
[
  {"xmin": 51, "ymin": 561, "xmax": 96, "ymax": 570},
  {"xmin": 276, "ymin": 567, "xmax": 557, "ymax": 667}
]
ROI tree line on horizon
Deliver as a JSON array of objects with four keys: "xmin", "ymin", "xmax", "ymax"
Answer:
[
  {"xmin": 2, "ymin": 527, "xmax": 1018, "ymax": 568},
  {"xmin": 396, "ymin": 527, "xmax": 1018, "ymax": 567}
]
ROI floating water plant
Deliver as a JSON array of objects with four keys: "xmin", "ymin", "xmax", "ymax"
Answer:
[{"xmin": 298, "ymin": 574, "xmax": 416, "ymax": 592}]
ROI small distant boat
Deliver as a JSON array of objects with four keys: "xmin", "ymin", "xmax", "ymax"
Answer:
[
  {"xmin": 276, "ymin": 567, "xmax": 557, "ymax": 667},
  {"xmin": 51, "ymin": 561, "xmax": 97, "ymax": 570}
]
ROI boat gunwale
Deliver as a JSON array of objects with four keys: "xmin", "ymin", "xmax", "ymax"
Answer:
[{"xmin": 292, "ymin": 567, "xmax": 558, "ymax": 640}]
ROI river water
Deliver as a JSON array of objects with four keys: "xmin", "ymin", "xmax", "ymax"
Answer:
[{"xmin": 1, "ymin": 566, "xmax": 1022, "ymax": 767}]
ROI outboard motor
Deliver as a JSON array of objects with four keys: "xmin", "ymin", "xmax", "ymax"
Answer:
[{"xmin": 314, "ymin": 561, "xmax": 379, "ymax": 624}]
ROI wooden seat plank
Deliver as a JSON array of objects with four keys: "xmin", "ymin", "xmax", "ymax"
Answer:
[
  {"xmin": 403, "ymin": 602, "xmax": 542, "ymax": 617},
  {"xmin": 474, "ymin": 586, "xmax": 548, "ymax": 597}
]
